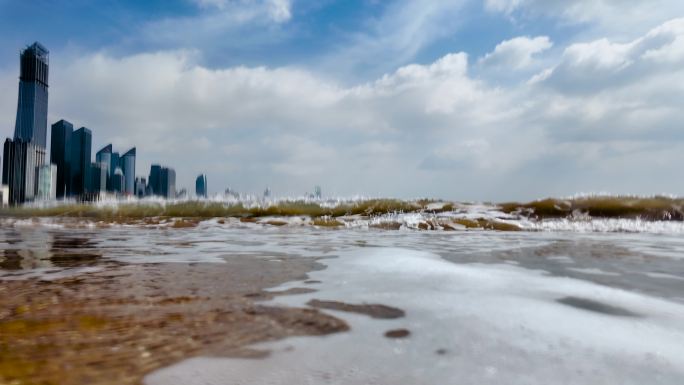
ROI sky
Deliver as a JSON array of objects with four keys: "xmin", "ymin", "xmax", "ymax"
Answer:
[{"xmin": 1, "ymin": 0, "xmax": 684, "ymax": 201}]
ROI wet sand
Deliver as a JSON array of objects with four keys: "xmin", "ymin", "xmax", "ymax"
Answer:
[{"xmin": 0, "ymin": 256, "xmax": 348, "ymax": 385}]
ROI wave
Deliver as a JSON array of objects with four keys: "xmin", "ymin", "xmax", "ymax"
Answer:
[{"xmin": 2, "ymin": 195, "xmax": 683, "ymax": 233}]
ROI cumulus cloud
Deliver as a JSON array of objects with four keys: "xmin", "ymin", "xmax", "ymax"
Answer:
[
  {"xmin": 537, "ymin": 18, "xmax": 684, "ymax": 93},
  {"xmin": 479, "ymin": 36, "xmax": 553, "ymax": 70},
  {"xmin": 3, "ymin": 18, "xmax": 684, "ymax": 200}
]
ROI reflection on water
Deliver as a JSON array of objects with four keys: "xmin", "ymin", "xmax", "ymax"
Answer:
[{"xmin": 0, "ymin": 231, "xmax": 103, "ymax": 272}]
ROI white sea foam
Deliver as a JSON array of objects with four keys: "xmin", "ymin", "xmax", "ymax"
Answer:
[{"xmin": 146, "ymin": 247, "xmax": 684, "ymax": 385}]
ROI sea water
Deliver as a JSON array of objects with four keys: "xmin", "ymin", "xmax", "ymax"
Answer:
[{"xmin": 2, "ymin": 220, "xmax": 684, "ymax": 384}]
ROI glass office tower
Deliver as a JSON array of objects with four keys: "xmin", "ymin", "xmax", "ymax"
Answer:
[
  {"xmin": 195, "ymin": 174, "xmax": 207, "ymax": 198},
  {"xmin": 95, "ymin": 144, "xmax": 112, "ymax": 191},
  {"xmin": 162, "ymin": 168, "xmax": 176, "ymax": 199},
  {"xmin": 149, "ymin": 165, "xmax": 162, "ymax": 196},
  {"xmin": 14, "ymin": 42, "xmax": 49, "ymax": 149},
  {"xmin": 70, "ymin": 127, "xmax": 92, "ymax": 196},
  {"xmin": 50, "ymin": 120, "xmax": 73, "ymax": 198},
  {"xmin": 121, "ymin": 148, "xmax": 136, "ymax": 195}
]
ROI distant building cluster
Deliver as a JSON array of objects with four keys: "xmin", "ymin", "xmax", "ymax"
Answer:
[{"xmin": 0, "ymin": 42, "xmax": 204, "ymax": 206}]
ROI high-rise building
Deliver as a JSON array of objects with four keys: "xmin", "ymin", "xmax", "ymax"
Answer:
[
  {"xmin": 50, "ymin": 120, "xmax": 73, "ymax": 198},
  {"xmin": 148, "ymin": 164, "xmax": 176, "ymax": 199},
  {"xmin": 70, "ymin": 127, "xmax": 92, "ymax": 196},
  {"xmin": 36, "ymin": 164, "xmax": 57, "ymax": 201},
  {"xmin": 112, "ymin": 167, "xmax": 124, "ymax": 193},
  {"xmin": 135, "ymin": 177, "xmax": 146, "ymax": 198},
  {"xmin": 90, "ymin": 162, "xmax": 107, "ymax": 195},
  {"xmin": 121, "ymin": 147, "xmax": 136, "ymax": 195},
  {"xmin": 2, "ymin": 139, "xmax": 44, "ymax": 204},
  {"xmin": 195, "ymin": 174, "xmax": 207, "ymax": 198},
  {"xmin": 161, "ymin": 167, "xmax": 176, "ymax": 199},
  {"xmin": 148, "ymin": 164, "xmax": 162, "ymax": 196},
  {"xmin": 110, "ymin": 151, "xmax": 120, "ymax": 187},
  {"xmin": 95, "ymin": 144, "xmax": 112, "ymax": 191},
  {"xmin": 14, "ymin": 43, "xmax": 49, "ymax": 149}
]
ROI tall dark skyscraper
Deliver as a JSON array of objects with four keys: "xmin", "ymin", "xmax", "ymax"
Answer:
[
  {"xmin": 3, "ymin": 42, "xmax": 49, "ymax": 205},
  {"xmin": 121, "ymin": 147, "xmax": 136, "ymax": 195},
  {"xmin": 149, "ymin": 164, "xmax": 175, "ymax": 198},
  {"xmin": 149, "ymin": 164, "xmax": 162, "ymax": 196},
  {"xmin": 14, "ymin": 42, "xmax": 49, "ymax": 149},
  {"xmin": 70, "ymin": 127, "xmax": 92, "ymax": 196},
  {"xmin": 110, "ymin": 151, "xmax": 120, "ymax": 189},
  {"xmin": 50, "ymin": 120, "xmax": 73, "ymax": 198},
  {"xmin": 195, "ymin": 174, "xmax": 207, "ymax": 198},
  {"xmin": 95, "ymin": 144, "xmax": 112, "ymax": 191}
]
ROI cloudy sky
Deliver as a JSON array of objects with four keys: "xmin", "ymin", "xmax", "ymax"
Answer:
[{"xmin": 1, "ymin": 0, "xmax": 683, "ymax": 200}]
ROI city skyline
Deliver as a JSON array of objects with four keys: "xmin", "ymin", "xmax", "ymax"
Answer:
[
  {"xmin": 1, "ymin": 2, "xmax": 684, "ymax": 200},
  {"xmin": 0, "ymin": 41, "xmax": 191, "ymax": 204}
]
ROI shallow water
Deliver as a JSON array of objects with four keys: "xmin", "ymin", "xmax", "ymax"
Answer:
[{"xmin": 2, "ymin": 221, "xmax": 684, "ymax": 384}]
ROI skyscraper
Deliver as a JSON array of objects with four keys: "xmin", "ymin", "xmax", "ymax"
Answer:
[
  {"xmin": 36, "ymin": 164, "xmax": 57, "ymax": 201},
  {"xmin": 90, "ymin": 162, "xmax": 107, "ymax": 195},
  {"xmin": 195, "ymin": 174, "xmax": 207, "ymax": 198},
  {"xmin": 135, "ymin": 177, "xmax": 147, "ymax": 198},
  {"xmin": 149, "ymin": 165, "xmax": 162, "ymax": 196},
  {"xmin": 70, "ymin": 127, "xmax": 92, "ymax": 196},
  {"xmin": 14, "ymin": 42, "xmax": 49, "ymax": 148},
  {"xmin": 3, "ymin": 42, "xmax": 50, "ymax": 205},
  {"xmin": 50, "ymin": 120, "xmax": 73, "ymax": 198},
  {"xmin": 110, "ymin": 151, "xmax": 120, "ymax": 189},
  {"xmin": 112, "ymin": 167, "xmax": 124, "ymax": 193},
  {"xmin": 149, "ymin": 165, "xmax": 176, "ymax": 199},
  {"xmin": 2, "ymin": 139, "xmax": 44, "ymax": 204},
  {"xmin": 121, "ymin": 147, "xmax": 136, "ymax": 195},
  {"xmin": 95, "ymin": 144, "xmax": 112, "ymax": 191},
  {"xmin": 162, "ymin": 168, "xmax": 176, "ymax": 199}
]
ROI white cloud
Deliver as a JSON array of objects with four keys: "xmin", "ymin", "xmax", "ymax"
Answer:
[
  {"xmin": 484, "ymin": 0, "xmax": 684, "ymax": 37},
  {"xmin": 537, "ymin": 18, "xmax": 684, "ymax": 93},
  {"xmin": 190, "ymin": 0, "xmax": 291, "ymax": 22},
  {"xmin": 479, "ymin": 36, "xmax": 553, "ymax": 70},
  {"xmin": 320, "ymin": 0, "xmax": 470, "ymax": 80}
]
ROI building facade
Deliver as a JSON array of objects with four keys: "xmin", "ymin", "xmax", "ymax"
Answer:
[
  {"xmin": 0, "ymin": 185, "xmax": 8, "ymax": 206},
  {"xmin": 70, "ymin": 127, "xmax": 92, "ymax": 197},
  {"xmin": 95, "ymin": 144, "xmax": 112, "ymax": 191},
  {"xmin": 149, "ymin": 165, "xmax": 176, "ymax": 198},
  {"xmin": 36, "ymin": 164, "xmax": 57, "ymax": 201},
  {"xmin": 195, "ymin": 174, "xmax": 207, "ymax": 198},
  {"xmin": 135, "ymin": 177, "xmax": 146, "ymax": 198},
  {"xmin": 14, "ymin": 42, "xmax": 49, "ymax": 149},
  {"xmin": 50, "ymin": 119, "xmax": 73, "ymax": 198},
  {"xmin": 2, "ymin": 139, "xmax": 45, "ymax": 204},
  {"xmin": 121, "ymin": 148, "xmax": 136, "ymax": 195},
  {"xmin": 112, "ymin": 167, "xmax": 124, "ymax": 193},
  {"xmin": 161, "ymin": 167, "xmax": 176, "ymax": 199},
  {"xmin": 148, "ymin": 165, "xmax": 162, "ymax": 196},
  {"xmin": 90, "ymin": 162, "xmax": 107, "ymax": 195}
]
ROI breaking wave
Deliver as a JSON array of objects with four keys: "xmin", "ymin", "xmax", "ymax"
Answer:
[{"xmin": 2, "ymin": 194, "xmax": 684, "ymax": 234}]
